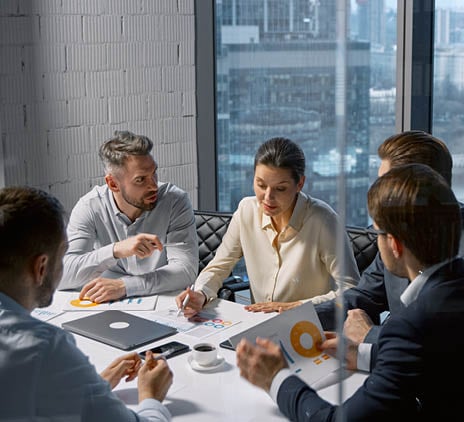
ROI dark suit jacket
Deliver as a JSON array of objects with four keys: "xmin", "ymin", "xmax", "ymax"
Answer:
[
  {"xmin": 315, "ymin": 251, "xmax": 408, "ymax": 344},
  {"xmin": 316, "ymin": 205, "xmax": 464, "ymax": 342},
  {"xmin": 277, "ymin": 258, "xmax": 464, "ymax": 421}
]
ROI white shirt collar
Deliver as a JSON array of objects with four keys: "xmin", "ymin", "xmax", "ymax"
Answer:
[{"xmin": 400, "ymin": 257, "xmax": 457, "ymax": 306}]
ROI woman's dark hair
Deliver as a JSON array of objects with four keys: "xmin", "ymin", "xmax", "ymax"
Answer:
[{"xmin": 254, "ymin": 137, "xmax": 305, "ymax": 184}]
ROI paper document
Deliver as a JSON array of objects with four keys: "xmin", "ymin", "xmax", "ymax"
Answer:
[
  {"xmin": 229, "ymin": 301, "xmax": 340, "ymax": 386},
  {"xmin": 61, "ymin": 295, "xmax": 158, "ymax": 311},
  {"xmin": 146, "ymin": 307, "xmax": 241, "ymax": 339},
  {"xmin": 31, "ymin": 308, "xmax": 64, "ymax": 322}
]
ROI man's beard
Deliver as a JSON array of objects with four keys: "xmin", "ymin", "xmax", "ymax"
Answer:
[
  {"xmin": 120, "ymin": 186, "xmax": 157, "ymax": 212},
  {"xmin": 36, "ymin": 271, "xmax": 56, "ymax": 308}
]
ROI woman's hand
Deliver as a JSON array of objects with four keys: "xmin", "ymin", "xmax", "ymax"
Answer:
[
  {"xmin": 244, "ymin": 300, "xmax": 302, "ymax": 313},
  {"xmin": 175, "ymin": 287, "xmax": 206, "ymax": 318}
]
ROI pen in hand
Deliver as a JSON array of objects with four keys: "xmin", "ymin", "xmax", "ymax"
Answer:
[
  {"xmin": 153, "ymin": 348, "xmax": 174, "ymax": 360},
  {"xmin": 177, "ymin": 284, "xmax": 194, "ymax": 317},
  {"xmin": 163, "ymin": 242, "xmax": 186, "ymax": 247},
  {"xmin": 143, "ymin": 349, "xmax": 172, "ymax": 368}
]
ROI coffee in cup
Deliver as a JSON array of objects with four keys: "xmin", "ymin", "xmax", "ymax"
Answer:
[{"xmin": 192, "ymin": 342, "xmax": 217, "ymax": 366}]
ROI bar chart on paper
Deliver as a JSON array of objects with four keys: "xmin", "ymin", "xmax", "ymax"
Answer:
[
  {"xmin": 61, "ymin": 295, "xmax": 158, "ymax": 311},
  {"xmin": 146, "ymin": 307, "xmax": 241, "ymax": 339}
]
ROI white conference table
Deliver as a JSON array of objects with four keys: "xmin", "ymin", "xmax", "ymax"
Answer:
[{"xmin": 45, "ymin": 291, "xmax": 368, "ymax": 421}]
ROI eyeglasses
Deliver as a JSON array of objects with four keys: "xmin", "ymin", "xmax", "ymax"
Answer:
[{"xmin": 366, "ymin": 227, "xmax": 388, "ymax": 236}]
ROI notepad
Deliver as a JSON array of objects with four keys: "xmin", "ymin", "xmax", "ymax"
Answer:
[{"xmin": 62, "ymin": 310, "xmax": 177, "ymax": 350}]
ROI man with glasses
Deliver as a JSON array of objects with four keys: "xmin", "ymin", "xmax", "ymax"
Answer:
[
  {"xmin": 236, "ymin": 163, "xmax": 464, "ymax": 419},
  {"xmin": 315, "ymin": 130, "xmax": 463, "ymax": 371}
]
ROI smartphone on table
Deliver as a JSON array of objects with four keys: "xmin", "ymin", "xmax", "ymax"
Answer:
[
  {"xmin": 139, "ymin": 340, "xmax": 190, "ymax": 360},
  {"xmin": 219, "ymin": 339, "xmax": 235, "ymax": 351}
]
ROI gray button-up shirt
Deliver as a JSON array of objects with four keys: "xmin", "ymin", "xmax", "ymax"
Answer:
[{"xmin": 59, "ymin": 182, "xmax": 198, "ymax": 296}]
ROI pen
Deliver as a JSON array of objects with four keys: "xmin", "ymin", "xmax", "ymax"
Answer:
[
  {"xmin": 177, "ymin": 283, "xmax": 195, "ymax": 317},
  {"xmin": 163, "ymin": 242, "xmax": 186, "ymax": 247},
  {"xmin": 153, "ymin": 348, "xmax": 174, "ymax": 360}
]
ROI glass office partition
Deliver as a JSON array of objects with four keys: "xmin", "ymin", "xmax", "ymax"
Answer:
[
  {"xmin": 433, "ymin": 0, "xmax": 464, "ymax": 202},
  {"xmin": 214, "ymin": 0, "xmax": 397, "ymax": 227}
]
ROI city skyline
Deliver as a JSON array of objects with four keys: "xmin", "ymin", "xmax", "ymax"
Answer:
[{"xmin": 354, "ymin": 1, "xmax": 463, "ymax": 12}]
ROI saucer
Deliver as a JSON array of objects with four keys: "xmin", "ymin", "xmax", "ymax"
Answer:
[{"xmin": 188, "ymin": 355, "xmax": 225, "ymax": 372}]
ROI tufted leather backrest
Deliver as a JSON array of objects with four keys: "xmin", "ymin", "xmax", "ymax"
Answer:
[
  {"xmin": 194, "ymin": 210, "xmax": 379, "ymax": 276},
  {"xmin": 346, "ymin": 225, "xmax": 379, "ymax": 274},
  {"xmin": 194, "ymin": 210, "xmax": 233, "ymax": 272}
]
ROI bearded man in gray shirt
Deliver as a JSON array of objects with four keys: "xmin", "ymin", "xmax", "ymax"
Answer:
[{"xmin": 59, "ymin": 131, "xmax": 198, "ymax": 302}]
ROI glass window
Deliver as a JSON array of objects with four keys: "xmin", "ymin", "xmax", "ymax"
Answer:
[
  {"xmin": 215, "ymin": 0, "xmax": 397, "ymax": 227},
  {"xmin": 433, "ymin": 0, "xmax": 464, "ymax": 203}
]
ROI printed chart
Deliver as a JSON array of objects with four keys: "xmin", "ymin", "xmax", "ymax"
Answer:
[
  {"xmin": 229, "ymin": 301, "xmax": 339, "ymax": 386},
  {"xmin": 279, "ymin": 319, "xmax": 334, "ymax": 378},
  {"xmin": 146, "ymin": 307, "xmax": 240, "ymax": 339},
  {"xmin": 61, "ymin": 295, "xmax": 158, "ymax": 311},
  {"xmin": 31, "ymin": 308, "xmax": 64, "ymax": 322}
]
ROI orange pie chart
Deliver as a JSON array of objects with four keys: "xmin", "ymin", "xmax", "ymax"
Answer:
[
  {"xmin": 70, "ymin": 298, "xmax": 98, "ymax": 308},
  {"xmin": 290, "ymin": 320, "xmax": 322, "ymax": 358}
]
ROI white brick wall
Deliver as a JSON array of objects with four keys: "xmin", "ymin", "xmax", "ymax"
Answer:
[
  {"xmin": 67, "ymin": 44, "xmax": 107, "ymax": 71},
  {"xmin": 86, "ymin": 70, "xmax": 125, "ymax": 97},
  {"xmin": 182, "ymin": 91, "xmax": 196, "ymax": 116},
  {"xmin": 126, "ymin": 68, "xmax": 162, "ymax": 94},
  {"xmin": 179, "ymin": 40, "xmax": 195, "ymax": 65},
  {"xmin": 147, "ymin": 92, "xmax": 182, "ymax": 118},
  {"xmin": 0, "ymin": 46, "xmax": 23, "ymax": 74},
  {"xmin": 83, "ymin": 16, "xmax": 123, "ymax": 43},
  {"xmin": 43, "ymin": 72, "xmax": 86, "ymax": 100},
  {"xmin": 48, "ymin": 127, "xmax": 91, "ymax": 156},
  {"xmin": 0, "ymin": 0, "xmax": 198, "ymax": 211}
]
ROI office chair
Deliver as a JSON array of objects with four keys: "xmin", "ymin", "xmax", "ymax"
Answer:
[
  {"xmin": 345, "ymin": 225, "xmax": 379, "ymax": 274},
  {"xmin": 194, "ymin": 211, "xmax": 379, "ymax": 302},
  {"xmin": 194, "ymin": 210, "xmax": 249, "ymax": 302}
]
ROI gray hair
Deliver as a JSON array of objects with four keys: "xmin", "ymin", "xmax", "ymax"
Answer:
[{"xmin": 99, "ymin": 131, "xmax": 154, "ymax": 173}]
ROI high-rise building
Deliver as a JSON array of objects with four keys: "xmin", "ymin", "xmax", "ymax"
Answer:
[
  {"xmin": 436, "ymin": 8, "xmax": 451, "ymax": 46},
  {"xmin": 216, "ymin": 0, "xmax": 371, "ymax": 225},
  {"xmin": 356, "ymin": 0, "xmax": 386, "ymax": 47}
]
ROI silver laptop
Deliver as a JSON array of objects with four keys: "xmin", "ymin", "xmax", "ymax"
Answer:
[{"xmin": 62, "ymin": 310, "xmax": 177, "ymax": 350}]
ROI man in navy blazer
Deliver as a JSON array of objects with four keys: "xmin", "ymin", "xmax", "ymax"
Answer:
[
  {"xmin": 236, "ymin": 163, "xmax": 464, "ymax": 420},
  {"xmin": 316, "ymin": 130, "xmax": 464, "ymax": 371}
]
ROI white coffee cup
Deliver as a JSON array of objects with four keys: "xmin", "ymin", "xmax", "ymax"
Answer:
[{"xmin": 192, "ymin": 342, "xmax": 217, "ymax": 366}]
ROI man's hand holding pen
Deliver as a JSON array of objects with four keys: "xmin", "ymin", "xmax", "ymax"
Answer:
[
  {"xmin": 113, "ymin": 235, "xmax": 187, "ymax": 261},
  {"xmin": 138, "ymin": 350, "xmax": 173, "ymax": 403}
]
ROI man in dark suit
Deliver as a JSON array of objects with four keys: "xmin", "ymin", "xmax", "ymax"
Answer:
[
  {"xmin": 316, "ymin": 130, "xmax": 463, "ymax": 371},
  {"xmin": 236, "ymin": 163, "xmax": 464, "ymax": 420}
]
